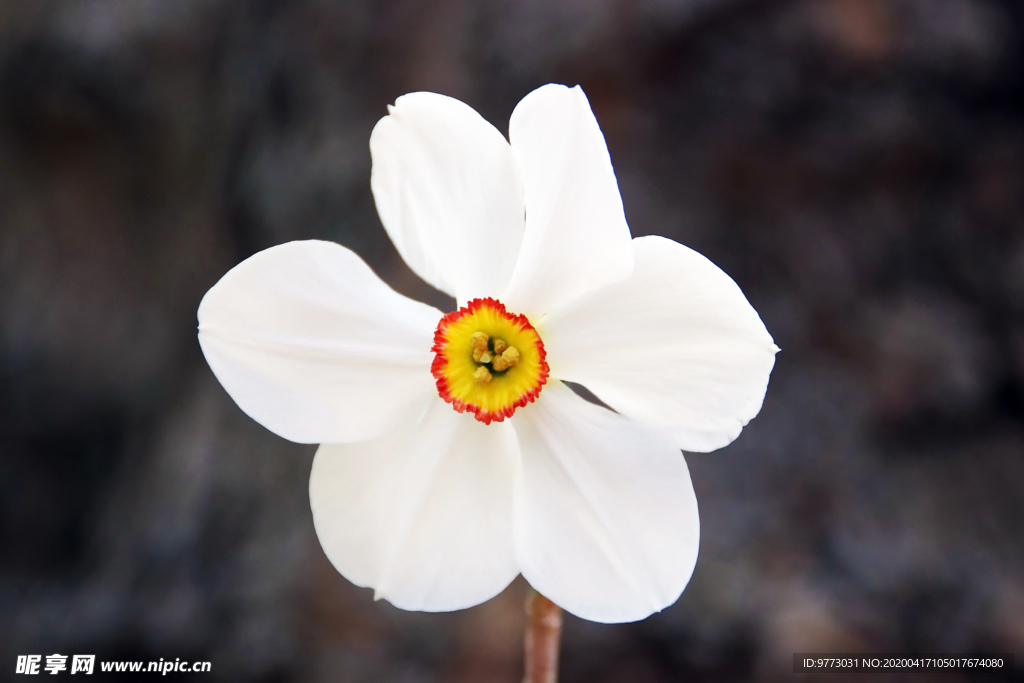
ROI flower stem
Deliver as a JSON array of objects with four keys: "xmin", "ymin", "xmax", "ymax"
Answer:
[{"xmin": 522, "ymin": 590, "xmax": 563, "ymax": 683}]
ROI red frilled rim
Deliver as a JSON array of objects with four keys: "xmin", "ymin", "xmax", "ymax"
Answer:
[{"xmin": 430, "ymin": 297, "xmax": 549, "ymax": 424}]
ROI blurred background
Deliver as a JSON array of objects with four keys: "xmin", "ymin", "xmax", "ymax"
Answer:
[{"xmin": 1, "ymin": 0, "xmax": 1023, "ymax": 681}]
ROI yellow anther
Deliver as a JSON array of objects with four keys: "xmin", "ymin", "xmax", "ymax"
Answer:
[
  {"xmin": 491, "ymin": 345, "xmax": 520, "ymax": 372},
  {"xmin": 470, "ymin": 331, "xmax": 490, "ymax": 363},
  {"xmin": 469, "ymin": 330, "xmax": 519, "ymax": 372},
  {"xmin": 471, "ymin": 331, "xmax": 491, "ymax": 362},
  {"xmin": 470, "ymin": 331, "xmax": 489, "ymax": 348}
]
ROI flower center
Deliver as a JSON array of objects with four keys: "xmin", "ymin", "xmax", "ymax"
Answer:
[{"xmin": 431, "ymin": 298, "xmax": 549, "ymax": 424}]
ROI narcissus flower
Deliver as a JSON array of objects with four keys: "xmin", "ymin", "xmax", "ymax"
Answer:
[{"xmin": 198, "ymin": 84, "xmax": 778, "ymax": 623}]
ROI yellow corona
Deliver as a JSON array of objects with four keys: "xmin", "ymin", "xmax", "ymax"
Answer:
[{"xmin": 431, "ymin": 298, "xmax": 549, "ymax": 423}]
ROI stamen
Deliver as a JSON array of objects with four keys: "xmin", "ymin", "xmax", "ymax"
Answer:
[
  {"xmin": 469, "ymin": 331, "xmax": 521, "ymax": 373},
  {"xmin": 470, "ymin": 331, "xmax": 490, "ymax": 363},
  {"xmin": 473, "ymin": 366, "xmax": 493, "ymax": 384},
  {"xmin": 491, "ymin": 346, "xmax": 520, "ymax": 372}
]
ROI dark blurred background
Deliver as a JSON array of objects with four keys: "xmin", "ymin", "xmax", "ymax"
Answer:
[{"xmin": 1, "ymin": 0, "xmax": 1023, "ymax": 681}]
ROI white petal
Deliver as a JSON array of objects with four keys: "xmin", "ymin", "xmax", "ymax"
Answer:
[
  {"xmin": 370, "ymin": 92, "xmax": 525, "ymax": 304},
  {"xmin": 512, "ymin": 382, "xmax": 699, "ymax": 623},
  {"xmin": 501, "ymin": 84, "xmax": 634, "ymax": 318},
  {"xmin": 198, "ymin": 240, "xmax": 440, "ymax": 444},
  {"xmin": 542, "ymin": 236, "xmax": 779, "ymax": 452},
  {"xmin": 310, "ymin": 400, "xmax": 520, "ymax": 612}
]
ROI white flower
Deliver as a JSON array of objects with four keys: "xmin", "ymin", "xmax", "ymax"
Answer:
[{"xmin": 197, "ymin": 84, "xmax": 778, "ymax": 624}]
